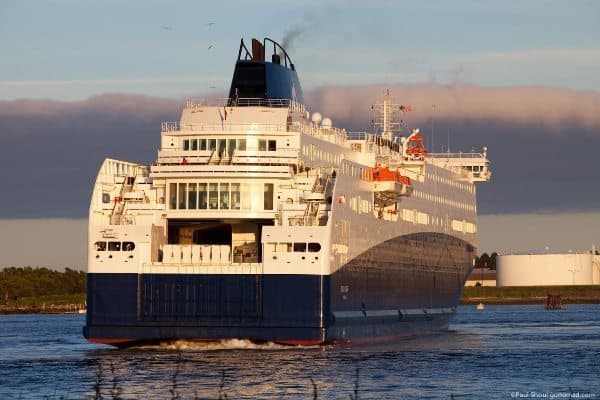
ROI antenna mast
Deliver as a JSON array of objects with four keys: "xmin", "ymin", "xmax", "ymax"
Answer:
[{"xmin": 372, "ymin": 89, "xmax": 404, "ymax": 141}]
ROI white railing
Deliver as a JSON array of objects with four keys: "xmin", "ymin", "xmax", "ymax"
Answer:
[
  {"xmin": 428, "ymin": 152, "xmax": 486, "ymax": 159},
  {"xmin": 161, "ymin": 121, "xmax": 292, "ymax": 133},
  {"xmin": 185, "ymin": 97, "xmax": 306, "ymax": 112}
]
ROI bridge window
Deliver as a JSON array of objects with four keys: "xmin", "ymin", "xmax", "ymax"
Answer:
[
  {"xmin": 268, "ymin": 140, "xmax": 276, "ymax": 151},
  {"xmin": 209, "ymin": 183, "xmax": 218, "ymax": 209},
  {"xmin": 169, "ymin": 183, "xmax": 177, "ymax": 209},
  {"xmin": 220, "ymin": 183, "xmax": 230, "ymax": 209},
  {"xmin": 199, "ymin": 139, "xmax": 207, "ymax": 150},
  {"xmin": 258, "ymin": 139, "xmax": 267, "ymax": 151},
  {"xmin": 188, "ymin": 183, "xmax": 197, "ymax": 209},
  {"xmin": 208, "ymin": 139, "xmax": 216, "ymax": 151},
  {"xmin": 217, "ymin": 139, "xmax": 226, "ymax": 156},
  {"xmin": 264, "ymin": 183, "xmax": 274, "ymax": 210},
  {"xmin": 178, "ymin": 183, "xmax": 186, "ymax": 209},
  {"xmin": 308, "ymin": 242, "xmax": 321, "ymax": 252},
  {"xmin": 198, "ymin": 183, "xmax": 207, "ymax": 209},
  {"xmin": 238, "ymin": 139, "xmax": 246, "ymax": 151},
  {"xmin": 231, "ymin": 183, "xmax": 241, "ymax": 209},
  {"xmin": 191, "ymin": 139, "xmax": 198, "ymax": 151},
  {"xmin": 183, "ymin": 139, "xmax": 190, "ymax": 151}
]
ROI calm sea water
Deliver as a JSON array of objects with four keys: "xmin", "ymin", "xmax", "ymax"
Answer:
[{"xmin": 0, "ymin": 305, "xmax": 599, "ymax": 399}]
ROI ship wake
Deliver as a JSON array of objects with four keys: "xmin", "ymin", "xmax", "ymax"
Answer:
[{"xmin": 134, "ymin": 338, "xmax": 320, "ymax": 351}]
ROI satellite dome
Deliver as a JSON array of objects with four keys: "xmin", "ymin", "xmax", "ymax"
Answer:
[{"xmin": 311, "ymin": 112, "xmax": 322, "ymax": 125}]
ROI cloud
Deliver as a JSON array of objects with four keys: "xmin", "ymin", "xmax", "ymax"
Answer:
[
  {"xmin": 305, "ymin": 83, "xmax": 600, "ymax": 132},
  {"xmin": 0, "ymin": 84, "xmax": 599, "ymax": 218}
]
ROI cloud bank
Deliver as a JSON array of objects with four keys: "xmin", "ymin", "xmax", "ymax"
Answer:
[{"xmin": 0, "ymin": 84, "xmax": 599, "ymax": 218}]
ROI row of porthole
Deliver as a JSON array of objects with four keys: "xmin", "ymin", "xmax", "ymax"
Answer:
[{"xmin": 94, "ymin": 241, "xmax": 135, "ymax": 252}]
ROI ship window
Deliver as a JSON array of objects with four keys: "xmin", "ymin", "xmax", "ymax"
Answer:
[
  {"xmin": 178, "ymin": 183, "xmax": 186, "ymax": 209},
  {"xmin": 123, "ymin": 242, "xmax": 135, "ymax": 251},
  {"xmin": 169, "ymin": 183, "xmax": 177, "ymax": 209},
  {"xmin": 231, "ymin": 183, "xmax": 241, "ymax": 209},
  {"xmin": 217, "ymin": 139, "xmax": 226, "ymax": 156},
  {"xmin": 278, "ymin": 242, "xmax": 292, "ymax": 252},
  {"xmin": 209, "ymin": 183, "xmax": 218, "ymax": 209},
  {"xmin": 238, "ymin": 139, "xmax": 246, "ymax": 151},
  {"xmin": 183, "ymin": 139, "xmax": 190, "ymax": 151},
  {"xmin": 268, "ymin": 140, "xmax": 276, "ymax": 151},
  {"xmin": 228, "ymin": 139, "xmax": 236, "ymax": 157},
  {"xmin": 264, "ymin": 183, "xmax": 274, "ymax": 210},
  {"xmin": 94, "ymin": 241, "xmax": 107, "ymax": 251},
  {"xmin": 241, "ymin": 183, "xmax": 251, "ymax": 210},
  {"xmin": 191, "ymin": 139, "xmax": 198, "ymax": 151},
  {"xmin": 220, "ymin": 183, "xmax": 230, "ymax": 209},
  {"xmin": 198, "ymin": 183, "xmax": 207, "ymax": 209},
  {"xmin": 102, "ymin": 193, "xmax": 110, "ymax": 203},
  {"xmin": 293, "ymin": 243, "xmax": 306, "ymax": 252},
  {"xmin": 308, "ymin": 243, "xmax": 321, "ymax": 252},
  {"xmin": 199, "ymin": 139, "xmax": 207, "ymax": 151},
  {"xmin": 188, "ymin": 183, "xmax": 197, "ymax": 209},
  {"xmin": 208, "ymin": 139, "xmax": 216, "ymax": 151},
  {"xmin": 258, "ymin": 139, "xmax": 267, "ymax": 151},
  {"xmin": 108, "ymin": 241, "xmax": 121, "ymax": 251}
]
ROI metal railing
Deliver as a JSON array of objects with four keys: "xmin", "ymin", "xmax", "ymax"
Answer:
[{"xmin": 184, "ymin": 97, "xmax": 307, "ymax": 113}]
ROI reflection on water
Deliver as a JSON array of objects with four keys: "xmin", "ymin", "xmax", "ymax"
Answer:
[{"xmin": 1, "ymin": 304, "xmax": 599, "ymax": 399}]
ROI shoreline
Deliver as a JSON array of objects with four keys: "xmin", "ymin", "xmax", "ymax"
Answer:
[{"xmin": 1, "ymin": 286, "xmax": 598, "ymax": 314}]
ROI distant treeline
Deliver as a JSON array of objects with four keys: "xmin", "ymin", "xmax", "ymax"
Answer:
[
  {"xmin": 475, "ymin": 252, "xmax": 498, "ymax": 270},
  {"xmin": 0, "ymin": 267, "xmax": 86, "ymax": 300}
]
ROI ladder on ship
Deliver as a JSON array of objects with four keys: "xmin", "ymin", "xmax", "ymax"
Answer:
[{"xmin": 110, "ymin": 176, "xmax": 134, "ymax": 225}]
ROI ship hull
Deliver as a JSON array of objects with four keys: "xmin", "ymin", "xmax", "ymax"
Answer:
[{"xmin": 83, "ymin": 232, "xmax": 471, "ymax": 347}]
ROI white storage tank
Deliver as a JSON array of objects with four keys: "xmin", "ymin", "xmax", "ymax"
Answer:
[{"xmin": 497, "ymin": 252, "xmax": 600, "ymax": 286}]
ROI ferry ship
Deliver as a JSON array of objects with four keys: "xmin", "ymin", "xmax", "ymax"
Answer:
[{"xmin": 83, "ymin": 38, "xmax": 491, "ymax": 347}]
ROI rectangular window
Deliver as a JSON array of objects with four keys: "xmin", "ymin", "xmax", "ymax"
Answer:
[
  {"xmin": 268, "ymin": 140, "xmax": 276, "ymax": 151},
  {"xmin": 258, "ymin": 139, "xmax": 267, "ymax": 151},
  {"xmin": 183, "ymin": 139, "xmax": 190, "ymax": 151},
  {"xmin": 264, "ymin": 183, "xmax": 274, "ymax": 210},
  {"xmin": 238, "ymin": 139, "xmax": 246, "ymax": 151},
  {"xmin": 219, "ymin": 183, "xmax": 230, "ymax": 209},
  {"xmin": 199, "ymin": 139, "xmax": 207, "ymax": 151},
  {"xmin": 293, "ymin": 242, "xmax": 307, "ymax": 252},
  {"xmin": 231, "ymin": 183, "xmax": 241, "ymax": 210},
  {"xmin": 241, "ymin": 183, "xmax": 251, "ymax": 210},
  {"xmin": 198, "ymin": 183, "xmax": 207, "ymax": 209},
  {"xmin": 188, "ymin": 183, "xmax": 197, "ymax": 209},
  {"xmin": 169, "ymin": 183, "xmax": 177, "ymax": 209},
  {"xmin": 191, "ymin": 139, "xmax": 198, "ymax": 151},
  {"xmin": 178, "ymin": 183, "xmax": 186, "ymax": 209},
  {"xmin": 228, "ymin": 139, "xmax": 236, "ymax": 157},
  {"xmin": 217, "ymin": 139, "xmax": 226, "ymax": 156},
  {"xmin": 208, "ymin": 139, "xmax": 216, "ymax": 151},
  {"xmin": 209, "ymin": 183, "xmax": 218, "ymax": 209},
  {"xmin": 108, "ymin": 241, "xmax": 121, "ymax": 251}
]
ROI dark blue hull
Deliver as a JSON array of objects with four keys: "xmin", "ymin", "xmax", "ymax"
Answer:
[{"xmin": 83, "ymin": 232, "xmax": 473, "ymax": 347}]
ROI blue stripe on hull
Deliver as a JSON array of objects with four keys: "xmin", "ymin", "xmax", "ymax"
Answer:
[{"xmin": 84, "ymin": 273, "xmax": 327, "ymax": 345}]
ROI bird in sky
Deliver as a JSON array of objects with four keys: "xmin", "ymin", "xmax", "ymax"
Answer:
[{"xmin": 162, "ymin": 25, "xmax": 172, "ymax": 31}]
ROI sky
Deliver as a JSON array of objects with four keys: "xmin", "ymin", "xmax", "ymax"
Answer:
[{"xmin": 0, "ymin": 0, "xmax": 599, "ymax": 269}]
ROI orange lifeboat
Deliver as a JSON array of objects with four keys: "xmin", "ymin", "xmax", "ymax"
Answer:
[
  {"xmin": 407, "ymin": 134, "xmax": 427, "ymax": 159},
  {"xmin": 362, "ymin": 165, "xmax": 411, "ymax": 186}
]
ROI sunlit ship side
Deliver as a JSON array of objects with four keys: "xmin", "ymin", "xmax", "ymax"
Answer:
[{"xmin": 83, "ymin": 38, "xmax": 491, "ymax": 347}]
